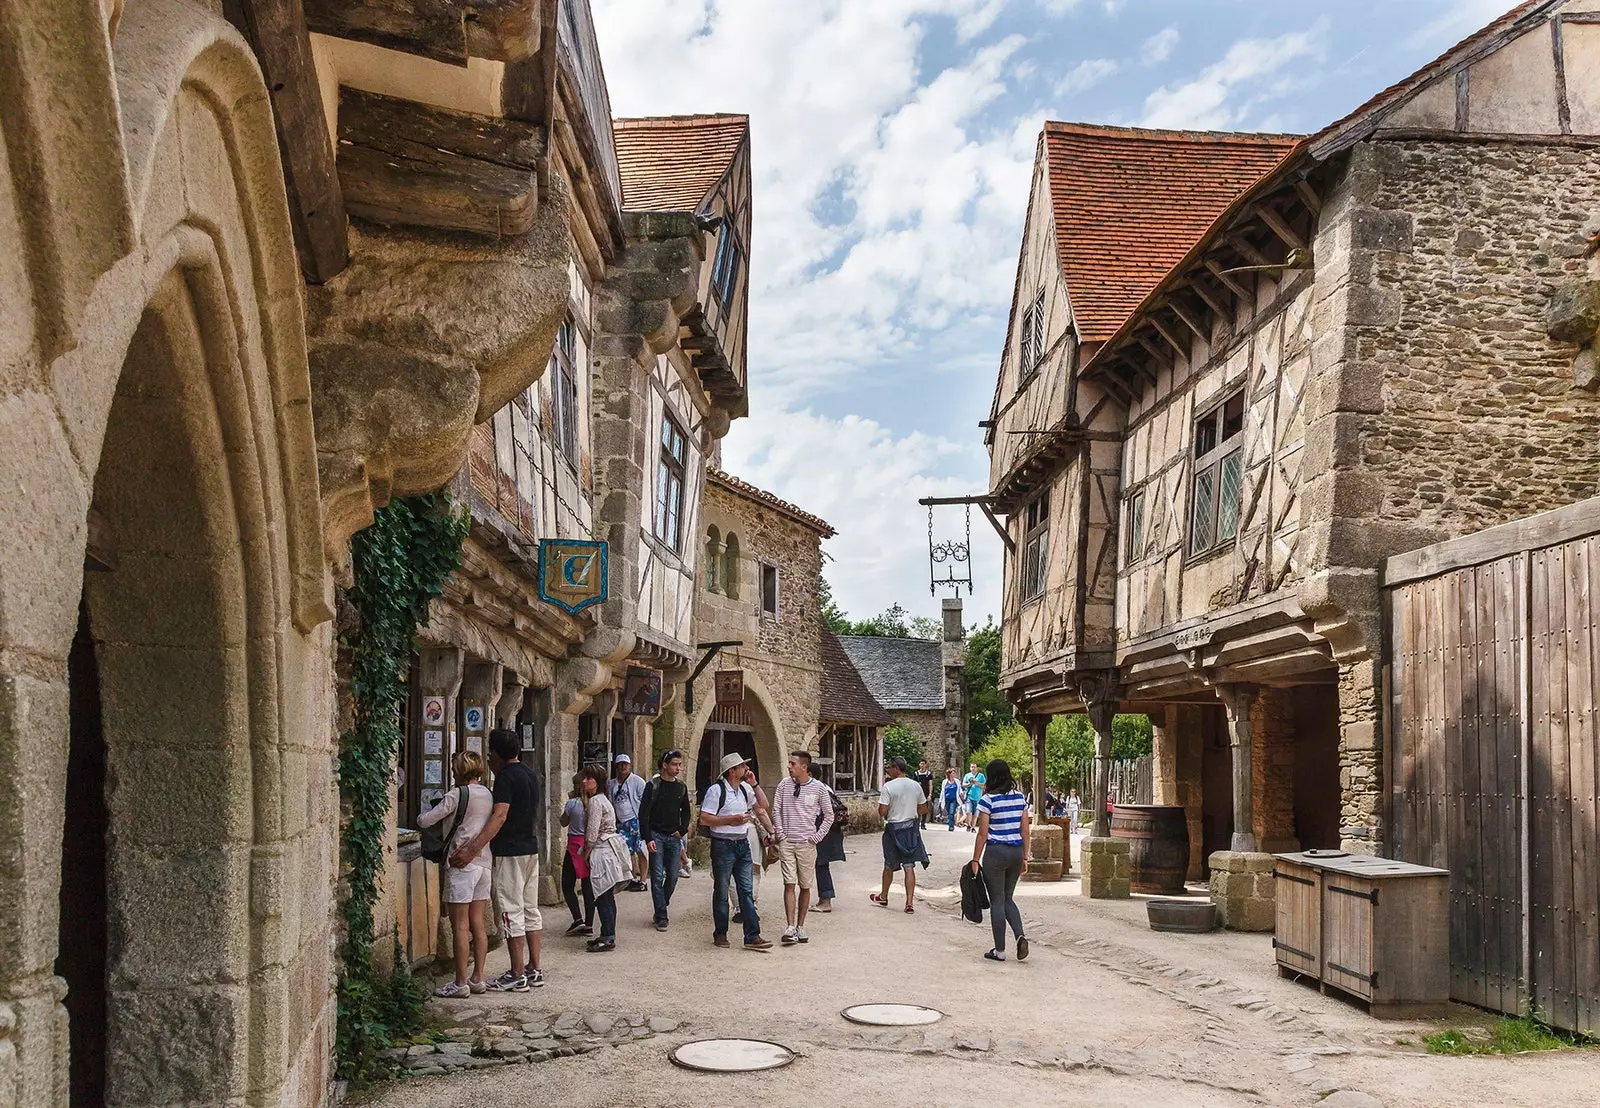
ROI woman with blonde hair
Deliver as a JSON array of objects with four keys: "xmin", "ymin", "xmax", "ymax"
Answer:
[{"xmin": 417, "ymin": 750, "xmax": 495, "ymax": 996}]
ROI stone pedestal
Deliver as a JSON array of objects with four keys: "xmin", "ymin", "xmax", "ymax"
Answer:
[
  {"xmin": 1024, "ymin": 824, "xmax": 1066, "ymax": 882},
  {"xmin": 1208, "ymin": 850, "xmax": 1276, "ymax": 931},
  {"xmin": 1079, "ymin": 836, "xmax": 1131, "ymax": 899}
]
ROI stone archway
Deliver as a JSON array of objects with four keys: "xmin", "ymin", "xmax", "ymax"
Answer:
[
  {"xmin": 686, "ymin": 669, "xmax": 787, "ymax": 800},
  {"xmin": 0, "ymin": 2, "xmax": 336, "ymax": 1105}
]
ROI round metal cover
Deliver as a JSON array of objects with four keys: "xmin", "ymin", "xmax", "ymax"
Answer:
[
  {"xmin": 669, "ymin": 1038, "xmax": 795, "ymax": 1073},
  {"xmin": 1304, "ymin": 848, "xmax": 1349, "ymax": 858},
  {"xmin": 841, "ymin": 1003, "xmax": 945, "ymax": 1027}
]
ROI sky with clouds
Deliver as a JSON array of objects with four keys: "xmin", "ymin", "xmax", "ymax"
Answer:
[{"xmin": 592, "ymin": 0, "xmax": 1513, "ymax": 630}]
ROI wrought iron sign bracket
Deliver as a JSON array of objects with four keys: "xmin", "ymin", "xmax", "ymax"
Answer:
[{"xmin": 685, "ymin": 640, "xmax": 742, "ymax": 714}]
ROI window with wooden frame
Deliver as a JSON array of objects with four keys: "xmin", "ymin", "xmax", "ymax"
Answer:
[
  {"xmin": 711, "ymin": 225, "xmax": 742, "ymax": 307},
  {"xmin": 654, "ymin": 413, "xmax": 689, "ymax": 551},
  {"xmin": 1189, "ymin": 391, "xmax": 1246, "ymax": 556},
  {"xmin": 1125, "ymin": 489, "xmax": 1146, "ymax": 563},
  {"xmin": 1018, "ymin": 287, "xmax": 1047, "ymax": 384},
  {"xmin": 760, "ymin": 562, "xmax": 779, "ymax": 618},
  {"xmin": 550, "ymin": 319, "xmax": 580, "ymax": 467},
  {"xmin": 1022, "ymin": 491, "xmax": 1050, "ymax": 600}
]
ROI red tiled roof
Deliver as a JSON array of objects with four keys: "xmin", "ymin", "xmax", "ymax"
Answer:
[
  {"xmin": 820, "ymin": 630, "xmax": 892, "ymax": 727},
  {"xmin": 708, "ymin": 469, "xmax": 835, "ymax": 537},
  {"xmin": 1044, "ymin": 122, "xmax": 1299, "ymax": 341},
  {"xmin": 612, "ymin": 114, "xmax": 747, "ymax": 212}
]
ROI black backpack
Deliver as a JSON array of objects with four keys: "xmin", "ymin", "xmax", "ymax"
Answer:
[
  {"xmin": 421, "ymin": 786, "xmax": 470, "ymax": 863},
  {"xmin": 697, "ymin": 779, "xmax": 751, "ymax": 838},
  {"xmin": 821, "ymin": 783, "xmax": 848, "ymax": 832}
]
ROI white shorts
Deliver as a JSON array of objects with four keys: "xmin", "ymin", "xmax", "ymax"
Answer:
[
  {"xmin": 444, "ymin": 863, "xmax": 492, "ymax": 904},
  {"xmin": 493, "ymin": 854, "xmax": 543, "ymax": 935}
]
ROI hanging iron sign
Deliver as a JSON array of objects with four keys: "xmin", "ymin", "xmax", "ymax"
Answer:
[
  {"xmin": 621, "ymin": 668, "xmax": 662, "ymax": 717},
  {"xmin": 714, "ymin": 669, "xmax": 745, "ymax": 707},
  {"xmin": 538, "ymin": 539, "xmax": 608, "ymax": 614}
]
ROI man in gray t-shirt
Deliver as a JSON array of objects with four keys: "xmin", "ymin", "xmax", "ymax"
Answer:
[{"xmin": 875, "ymin": 759, "xmax": 929, "ymax": 912}]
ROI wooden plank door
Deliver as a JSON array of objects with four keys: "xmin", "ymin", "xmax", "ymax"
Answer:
[{"xmin": 1272, "ymin": 860, "xmax": 1320, "ymax": 975}]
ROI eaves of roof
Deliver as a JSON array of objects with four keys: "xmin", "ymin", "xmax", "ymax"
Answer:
[{"xmin": 707, "ymin": 469, "xmax": 835, "ymax": 537}]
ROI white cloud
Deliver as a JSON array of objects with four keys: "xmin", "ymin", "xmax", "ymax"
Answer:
[
  {"xmin": 1055, "ymin": 57, "xmax": 1119, "ymax": 97},
  {"xmin": 1140, "ymin": 25, "xmax": 1178, "ymax": 66},
  {"xmin": 722, "ymin": 409, "xmax": 1002, "ymax": 624},
  {"xmin": 1139, "ymin": 23, "xmax": 1325, "ymax": 130},
  {"xmin": 1038, "ymin": 0, "xmax": 1081, "ymax": 13}
]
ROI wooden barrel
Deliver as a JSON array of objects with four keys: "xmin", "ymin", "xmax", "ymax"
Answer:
[{"xmin": 1110, "ymin": 804, "xmax": 1190, "ymax": 894}]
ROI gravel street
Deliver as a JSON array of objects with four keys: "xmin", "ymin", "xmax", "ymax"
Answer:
[{"xmin": 358, "ymin": 830, "xmax": 1599, "ymax": 1108}]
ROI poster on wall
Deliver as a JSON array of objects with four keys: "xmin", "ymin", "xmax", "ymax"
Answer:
[
  {"xmin": 463, "ymin": 703, "xmax": 486, "ymax": 734},
  {"xmin": 465, "ymin": 734, "xmax": 483, "ymax": 755},
  {"xmin": 422, "ymin": 696, "xmax": 447, "ymax": 727},
  {"xmin": 423, "ymin": 730, "xmax": 444, "ymax": 755},
  {"xmin": 714, "ymin": 669, "xmax": 745, "ymax": 707},
  {"xmin": 421, "ymin": 788, "xmax": 443, "ymax": 810},
  {"xmin": 422, "ymin": 760, "xmax": 443, "ymax": 785}
]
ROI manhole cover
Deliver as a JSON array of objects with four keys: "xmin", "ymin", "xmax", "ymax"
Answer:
[
  {"xmin": 669, "ymin": 1038, "xmax": 796, "ymax": 1073},
  {"xmin": 841, "ymin": 1003, "xmax": 944, "ymax": 1026}
]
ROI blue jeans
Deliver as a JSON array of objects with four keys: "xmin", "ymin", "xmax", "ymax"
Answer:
[
  {"xmin": 649, "ymin": 832, "xmax": 683, "ymax": 923},
  {"xmin": 711, "ymin": 836, "xmax": 760, "ymax": 942},
  {"xmin": 945, "ymin": 794, "xmax": 958, "ymax": 831},
  {"xmin": 816, "ymin": 859, "xmax": 835, "ymax": 901}
]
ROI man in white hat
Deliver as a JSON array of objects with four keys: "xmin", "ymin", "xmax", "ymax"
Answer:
[
  {"xmin": 609, "ymin": 753, "xmax": 648, "ymax": 892},
  {"xmin": 698, "ymin": 752, "xmax": 773, "ymax": 950}
]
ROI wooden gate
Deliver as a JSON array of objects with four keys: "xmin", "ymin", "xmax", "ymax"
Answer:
[{"xmin": 1384, "ymin": 498, "xmax": 1600, "ymax": 1035}]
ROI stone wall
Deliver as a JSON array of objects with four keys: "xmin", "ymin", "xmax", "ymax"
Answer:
[
  {"xmin": 1249, "ymin": 687, "xmax": 1297, "ymax": 853},
  {"xmin": 890, "ymin": 709, "xmax": 947, "ymax": 767}
]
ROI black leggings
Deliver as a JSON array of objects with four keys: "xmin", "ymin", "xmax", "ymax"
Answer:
[
  {"xmin": 981, "ymin": 842, "xmax": 1025, "ymax": 954},
  {"xmin": 562, "ymin": 848, "xmax": 594, "ymax": 925}
]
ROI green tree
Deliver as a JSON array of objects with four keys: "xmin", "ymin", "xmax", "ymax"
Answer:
[
  {"xmin": 968, "ymin": 721, "xmax": 1033, "ymax": 786},
  {"xmin": 964, "ymin": 620, "xmax": 1010, "ymax": 747},
  {"xmin": 883, "ymin": 722, "xmax": 923, "ymax": 767},
  {"xmin": 909, "ymin": 615, "xmax": 942, "ymax": 641},
  {"xmin": 1112, "ymin": 713, "xmax": 1153, "ymax": 760},
  {"xmin": 819, "ymin": 574, "xmax": 852, "ymax": 635}
]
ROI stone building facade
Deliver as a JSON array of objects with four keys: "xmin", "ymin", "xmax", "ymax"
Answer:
[
  {"xmin": 985, "ymin": 1, "xmax": 1600, "ymax": 927},
  {"xmin": 839, "ymin": 605, "xmax": 969, "ymax": 774}
]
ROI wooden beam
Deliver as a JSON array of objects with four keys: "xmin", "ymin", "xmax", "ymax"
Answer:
[
  {"xmin": 223, "ymin": 0, "xmax": 349, "ymax": 283},
  {"xmin": 1168, "ymin": 299, "xmax": 1209, "ymax": 342},
  {"xmin": 1254, "ymin": 203, "xmax": 1305, "ymax": 250},
  {"xmin": 978, "ymin": 501, "xmax": 1016, "ymax": 552},
  {"xmin": 1135, "ymin": 333, "xmax": 1171, "ymax": 367},
  {"xmin": 304, "ymin": 0, "xmax": 541, "ymax": 67},
  {"xmin": 1113, "ymin": 352, "xmax": 1156, "ymax": 388},
  {"xmin": 1205, "ymin": 257, "xmax": 1250, "ymax": 299},
  {"xmin": 1226, "ymin": 233, "xmax": 1271, "ymax": 268},
  {"xmin": 1149, "ymin": 316, "xmax": 1189, "ymax": 358},
  {"xmin": 337, "ymin": 88, "xmax": 542, "ymax": 236},
  {"xmin": 1292, "ymin": 177, "xmax": 1322, "ymax": 216},
  {"xmin": 1189, "ymin": 277, "xmax": 1231, "ymax": 320}
]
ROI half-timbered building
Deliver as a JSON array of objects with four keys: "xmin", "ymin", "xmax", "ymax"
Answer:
[{"xmin": 989, "ymin": 2, "xmax": 1600, "ymax": 928}]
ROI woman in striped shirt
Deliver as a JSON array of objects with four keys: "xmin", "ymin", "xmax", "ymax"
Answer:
[{"xmin": 969, "ymin": 759, "xmax": 1031, "ymax": 962}]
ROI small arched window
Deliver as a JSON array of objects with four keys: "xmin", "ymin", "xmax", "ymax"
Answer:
[
  {"xmin": 704, "ymin": 526, "xmax": 721, "ymax": 593},
  {"xmin": 723, "ymin": 533, "xmax": 741, "ymax": 600}
]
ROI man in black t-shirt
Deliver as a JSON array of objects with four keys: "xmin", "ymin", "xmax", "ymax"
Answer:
[
  {"xmin": 454, "ymin": 729, "xmax": 544, "ymax": 988},
  {"xmin": 913, "ymin": 760, "xmax": 935, "ymax": 829}
]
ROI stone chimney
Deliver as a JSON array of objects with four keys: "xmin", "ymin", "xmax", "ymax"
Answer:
[{"xmin": 940, "ymin": 597, "xmax": 968, "ymax": 772}]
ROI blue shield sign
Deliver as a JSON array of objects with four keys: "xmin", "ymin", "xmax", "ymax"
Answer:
[{"xmin": 538, "ymin": 539, "xmax": 608, "ymax": 615}]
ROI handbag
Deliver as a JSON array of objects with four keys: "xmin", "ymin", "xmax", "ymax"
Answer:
[{"xmin": 420, "ymin": 785, "xmax": 470, "ymax": 864}]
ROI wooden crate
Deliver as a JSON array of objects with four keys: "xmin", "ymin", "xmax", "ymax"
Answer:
[{"xmin": 1275, "ymin": 852, "xmax": 1450, "ymax": 1018}]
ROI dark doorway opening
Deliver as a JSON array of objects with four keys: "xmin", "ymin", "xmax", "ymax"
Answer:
[
  {"xmin": 59, "ymin": 599, "xmax": 108, "ymax": 1108},
  {"xmin": 1200, "ymin": 704, "xmax": 1233, "ymax": 873},
  {"xmin": 695, "ymin": 726, "xmax": 759, "ymax": 798},
  {"xmin": 1293, "ymin": 685, "xmax": 1342, "ymax": 850}
]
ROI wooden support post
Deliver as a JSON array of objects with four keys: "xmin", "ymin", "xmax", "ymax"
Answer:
[
  {"xmin": 1085, "ymin": 690, "xmax": 1115, "ymax": 838},
  {"xmin": 1031, "ymin": 715, "xmax": 1048, "ymax": 820},
  {"xmin": 1135, "ymin": 333, "xmax": 1171, "ymax": 368},
  {"xmin": 1226, "ymin": 233, "xmax": 1271, "ymax": 268},
  {"xmin": 1168, "ymin": 299, "xmax": 1209, "ymax": 342},
  {"xmin": 1292, "ymin": 178, "xmax": 1322, "ymax": 216},
  {"xmin": 1219, "ymin": 684, "xmax": 1259, "ymax": 852},
  {"xmin": 1190, "ymin": 278, "xmax": 1231, "ymax": 321},
  {"xmin": 1254, "ymin": 204, "xmax": 1305, "ymax": 250}
]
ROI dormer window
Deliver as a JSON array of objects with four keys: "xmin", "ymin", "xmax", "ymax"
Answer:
[{"xmin": 1018, "ymin": 287, "xmax": 1046, "ymax": 384}]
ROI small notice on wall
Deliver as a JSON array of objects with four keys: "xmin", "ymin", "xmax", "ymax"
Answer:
[
  {"xmin": 421, "ymin": 789, "xmax": 443, "ymax": 810},
  {"xmin": 422, "ymin": 760, "xmax": 443, "ymax": 785},
  {"xmin": 464, "ymin": 704, "xmax": 486, "ymax": 734},
  {"xmin": 423, "ymin": 730, "xmax": 444, "ymax": 755},
  {"xmin": 465, "ymin": 734, "xmax": 483, "ymax": 755},
  {"xmin": 422, "ymin": 696, "xmax": 447, "ymax": 727}
]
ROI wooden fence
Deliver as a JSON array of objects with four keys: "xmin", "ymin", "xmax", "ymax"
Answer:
[
  {"xmin": 1384, "ymin": 497, "xmax": 1600, "ymax": 1036},
  {"xmin": 1063, "ymin": 756, "xmax": 1153, "ymax": 808}
]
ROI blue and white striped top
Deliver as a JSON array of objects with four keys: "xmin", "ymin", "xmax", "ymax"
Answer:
[{"xmin": 978, "ymin": 791, "xmax": 1027, "ymax": 846}]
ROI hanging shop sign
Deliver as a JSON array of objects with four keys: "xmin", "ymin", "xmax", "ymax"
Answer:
[
  {"xmin": 538, "ymin": 539, "xmax": 608, "ymax": 614},
  {"xmin": 714, "ymin": 669, "xmax": 745, "ymax": 707},
  {"xmin": 621, "ymin": 668, "xmax": 663, "ymax": 717}
]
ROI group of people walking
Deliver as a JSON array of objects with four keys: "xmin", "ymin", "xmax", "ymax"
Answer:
[{"xmin": 419, "ymin": 732, "xmax": 1037, "ymax": 993}]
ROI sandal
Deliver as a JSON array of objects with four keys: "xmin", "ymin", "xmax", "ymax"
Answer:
[
  {"xmin": 904, "ymin": 904, "xmax": 915, "ymax": 914},
  {"xmin": 870, "ymin": 893, "xmax": 889, "ymax": 907}
]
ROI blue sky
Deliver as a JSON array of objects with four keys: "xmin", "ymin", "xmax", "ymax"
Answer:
[{"xmin": 592, "ymin": 0, "xmax": 1512, "ymax": 629}]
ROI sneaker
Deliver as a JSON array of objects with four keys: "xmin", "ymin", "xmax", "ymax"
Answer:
[
  {"xmin": 527, "ymin": 968, "xmax": 546, "ymax": 987},
  {"xmin": 795, "ymin": 927, "xmax": 809, "ymax": 944},
  {"xmin": 679, "ymin": 867, "xmax": 692, "ymax": 879},
  {"xmin": 585, "ymin": 938, "xmax": 616, "ymax": 953},
  {"xmin": 984, "ymin": 949, "xmax": 1005, "ymax": 962},
  {"xmin": 626, "ymin": 880, "xmax": 649, "ymax": 892},
  {"xmin": 713, "ymin": 935, "xmax": 731, "ymax": 948},
  {"xmin": 434, "ymin": 981, "xmax": 470, "ymax": 998},
  {"xmin": 744, "ymin": 936, "xmax": 773, "ymax": 951},
  {"xmin": 780, "ymin": 926, "xmax": 799, "ymax": 945},
  {"xmin": 812, "ymin": 900, "xmax": 832, "ymax": 913},
  {"xmin": 1016, "ymin": 937, "xmax": 1030, "ymax": 962},
  {"xmin": 468, "ymin": 978, "xmax": 487, "ymax": 994},
  {"xmin": 487, "ymin": 972, "xmax": 530, "ymax": 993},
  {"xmin": 655, "ymin": 919, "xmax": 669, "ymax": 932},
  {"xmin": 565, "ymin": 920, "xmax": 588, "ymax": 935}
]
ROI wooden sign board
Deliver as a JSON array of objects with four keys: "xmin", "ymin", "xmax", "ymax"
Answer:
[
  {"xmin": 538, "ymin": 539, "xmax": 608, "ymax": 614},
  {"xmin": 714, "ymin": 669, "xmax": 745, "ymax": 707},
  {"xmin": 621, "ymin": 668, "xmax": 662, "ymax": 717}
]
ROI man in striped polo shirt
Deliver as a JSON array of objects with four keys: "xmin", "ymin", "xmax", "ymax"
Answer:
[{"xmin": 772, "ymin": 751, "xmax": 835, "ymax": 945}]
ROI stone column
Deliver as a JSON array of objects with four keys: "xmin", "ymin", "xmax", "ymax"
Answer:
[
  {"xmin": 1337, "ymin": 656, "xmax": 1385, "ymax": 854},
  {"xmin": 1219, "ymin": 684, "xmax": 1258, "ymax": 852},
  {"xmin": 1077, "ymin": 681, "xmax": 1128, "ymax": 898},
  {"xmin": 417, "ymin": 647, "xmax": 463, "ymax": 956},
  {"xmin": 461, "ymin": 660, "xmax": 503, "ymax": 763}
]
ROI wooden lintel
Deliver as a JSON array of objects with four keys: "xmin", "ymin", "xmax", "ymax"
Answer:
[
  {"xmin": 1205, "ymin": 257, "xmax": 1250, "ymax": 299},
  {"xmin": 1226, "ymin": 233, "xmax": 1271, "ymax": 268},
  {"xmin": 1149, "ymin": 316, "xmax": 1189, "ymax": 358},
  {"xmin": 304, "ymin": 0, "xmax": 541, "ymax": 67},
  {"xmin": 1293, "ymin": 178, "xmax": 1322, "ymax": 216},
  {"xmin": 223, "ymin": 0, "xmax": 349, "ymax": 282},
  {"xmin": 337, "ymin": 88, "xmax": 542, "ymax": 236},
  {"xmin": 1189, "ymin": 278, "xmax": 1231, "ymax": 320},
  {"xmin": 1254, "ymin": 203, "xmax": 1305, "ymax": 250}
]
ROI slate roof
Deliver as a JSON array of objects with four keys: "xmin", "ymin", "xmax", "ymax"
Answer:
[
  {"xmin": 1043, "ymin": 122, "xmax": 1299, "ymax": 342},
  {"xmin": 612, "ymin": 114, "xmax": 748, "ymax": 212},
  {"xmin": 837, "ymin": 635, "xmax": 945, "ymax": 712},
  {"xmin": 708, "ymin": 469, "xmax": 835, "ymax": 537},
  {"xmin": 820, "ymin": 631, "xmax": 892, "ymax": 726}
]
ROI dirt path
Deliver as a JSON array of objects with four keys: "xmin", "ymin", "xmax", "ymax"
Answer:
[{"xmin": 355, "ymin": 829, "xmax": 1598, "ymax": 1107}]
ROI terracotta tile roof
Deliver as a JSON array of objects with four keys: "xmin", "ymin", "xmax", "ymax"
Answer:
[
  {"xmin": 707, "ymin": 469, "xmax": 835, "ymax": 537},
  {"xmin": 612, "ymin": 114, "xmax": 748, "ymax": 212},
  {"xmin": 1044, "ymin": 122, "xmax": 1299, "ymax": 341},
  {"xmin": 820, "ymin": 631, "xmax": 892, "ymax": 726}
]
